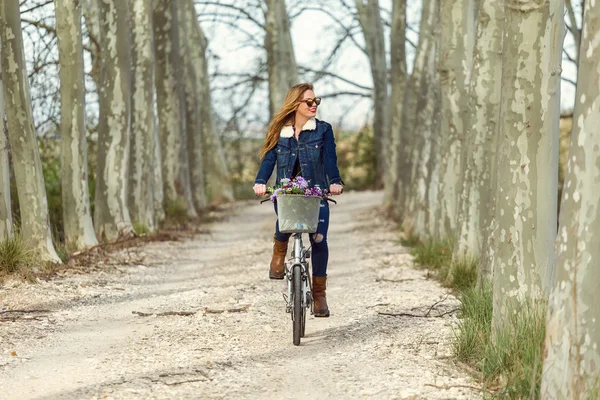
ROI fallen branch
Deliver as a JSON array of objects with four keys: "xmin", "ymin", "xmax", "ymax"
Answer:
[
  {"xmin": 366, "ymin": 303, "xmax": 390, "ymax": 309},
  {"xmin": 377, "ymin": 308, "xmax": 459, "ymax": 318},
  {"xmin": 375, "ymin": 278, "xmax": 417, "ymax": 283},
  {"xmin": 203, "ymin": 304, "xmax": 251, "ymax": 314},
  {"xmin": 424, "ymin": 383, "xmax": 498, "ymax": 394},
  {"xmin": 132, "ymin": 311, "xmax": 196, "ymax": 317},
  {"xmin": 424, "ymin": 296, "xmax": 449, "ymax": 317},
  {"xmin": 0, "ymin": 309, "xmax": 51, "ymax": 315}
]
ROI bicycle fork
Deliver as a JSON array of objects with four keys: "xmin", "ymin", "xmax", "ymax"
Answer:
[{"xmin": 285, "ymin": 234, "xmax": 313, "ymax": 315}]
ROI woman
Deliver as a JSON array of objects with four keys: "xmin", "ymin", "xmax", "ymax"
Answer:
[{"xmin": 253, "ymin": 83, "xmax": 344, "ymax": 318}]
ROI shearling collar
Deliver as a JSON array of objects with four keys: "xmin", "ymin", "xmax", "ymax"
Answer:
[{"xmin": 280, "ymin": 118, "xmax": 317, "ymax": 138}]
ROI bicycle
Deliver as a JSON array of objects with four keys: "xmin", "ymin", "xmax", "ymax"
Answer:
[{"xmin": 261, "ymin": 195, "xmax": 336, "ymax": 346}]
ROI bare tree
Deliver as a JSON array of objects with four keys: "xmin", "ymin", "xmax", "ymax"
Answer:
[
  {"xmin": 355, "ymin": 0, "xmax": 389, "ymax": 186},
  {"xmin": 187, "ymin": 0, "xmax": 234, "ymax": 204},
  {"xmin": 0, "ymin": 38, "xmax": 13, "ymax": 240},
  {"xmin": 542, "ymin": 5, "xmax": 600, "ymax": 396},
  {"xmin": 55, "ymin": 0, "xmax": 98, "ymax": 250},
  {"xmin": 94, "ymin": 0, "xmax": 135, "ymax": 240},
  {"xmin": 0, "ymin": 0, "xmax": 61, "ymax": 262},
  {"xmin": 434, "ymin": 0, "xmax": 478, "ymax": 238},
  {"xmin": 265, "ymin": 0, "xmax": 299, "ymax": 118},
  {"xmin": 129, "ymin": 0, "xmax": 159, "ymax": 232},
  {"xmin": 453, "ymin": 0, "xmax": 503, "ymax": 277},
  {"xmin": 384, "ymin": 0, "xmax": 407, "ymax": 209},
  {"xmin": 154, "ymin": 0, "xmax": 197, "ymax": 218},
  {"xmin": 491, "ymin": 0, "xmax": 564, "ymax": 330}
]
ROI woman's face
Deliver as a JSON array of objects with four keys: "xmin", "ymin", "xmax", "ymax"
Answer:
[{"xmin": 296, "ymin": 90, "xmax": 319, "ymax": 119}]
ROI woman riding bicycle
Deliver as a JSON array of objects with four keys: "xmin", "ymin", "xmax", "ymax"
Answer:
[{"xmin": 253, "ymin": 83, "xmax": 344, "ymax": 318}]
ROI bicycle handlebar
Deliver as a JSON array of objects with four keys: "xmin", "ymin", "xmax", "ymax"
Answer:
[{"xmin": 260, "ymin": 196, "xmax": 337, "ymax": 204}]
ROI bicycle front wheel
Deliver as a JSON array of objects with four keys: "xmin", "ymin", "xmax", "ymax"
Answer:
[{"xmin": 292, "ymin": 265, "xmax": 303, "ymax": 346}]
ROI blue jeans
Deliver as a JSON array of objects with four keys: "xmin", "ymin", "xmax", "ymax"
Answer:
[{"xmin": 274, "ymin": 200, "xmax": 330, "ymax": 277}]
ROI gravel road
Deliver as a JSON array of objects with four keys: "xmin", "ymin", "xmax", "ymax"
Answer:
[{"xmin": 0, "ymin": 191, "xmax": 480, "ymax": 399}]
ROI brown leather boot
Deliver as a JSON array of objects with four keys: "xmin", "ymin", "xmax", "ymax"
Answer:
[
  {"xmin": 269, "ymin": 235, "xmax": 288, "ymax": 279},
  {"xmin": 312, "ymin": 276, "xmax": 330, "ymax": 317}
]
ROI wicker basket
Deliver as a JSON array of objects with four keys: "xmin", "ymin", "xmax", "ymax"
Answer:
[{"xmin": 277, "ymin": 195, "xmax": 322, "ymax": 233}]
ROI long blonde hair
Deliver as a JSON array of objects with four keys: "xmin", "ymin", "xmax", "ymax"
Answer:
[{"xmin": 260, "ymin": 83, "xmax": 314, "ymax": 159}]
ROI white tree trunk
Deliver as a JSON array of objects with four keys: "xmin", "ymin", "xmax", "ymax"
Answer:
[
  {"xmin": 265, "ymin": 0, "xmax": 298, "ymax": 118},
  {"xmin": 178, "ymin": 1, "xmax": 207, "ymax": 212},
  {"xmin": 187, "ymin": 0, "xmax": 233, "ymax": 204},
  {"xmin": 356, "ymin": 0, "xmax": 389, "ymax": 186},
  {"xmin": 129, "ymin": 0, "xmax": 158, "ymax": 232},
  {"xmin": 82, "ymin": 0, "xmax": 101, "ymax": 86},
  {"xmin": 409, "ymin": 1, "xmax": 441, "ymax": 238},
  {"xmin": 400, "ymin": 0, "xmax": 437, "ymax": 232},
  {"xmin": 0, "ymin": 38, "xmax": 13, "ymax": 240},
  {"xmin": 94, "ymin": 0, "xmax": 135, "ymax": 241},
  {"xmin": 491, "ymin": 0, "xmax": 563, "ymax": 330},
  {"xmin": 385, "ymin": 0, "xmax": 407, "ymax": 210},
  {"xmin": 153, "ymin": 0, "xmax": 197, "ymax": 218},
  {"xmin": 152, "ymin": 105, "xmax": 165, "ymax": 223},
  {"xmin": 55, "ymin": 0, "xmax": 98, "ymax": 250},
  {"xmin": 454, "ymin": 0, "xmax": 503, "ymax": 268},
  {"xmin": 541, "ymin": 4, "xmax": 600, "ymax": 397},
  {"xmin": 0, "ymin": 0, "xmax": 61, "ymax": 262},
  {"xmin": 435, "ymin": 0, "xmax": 478, "ymax": 238}
]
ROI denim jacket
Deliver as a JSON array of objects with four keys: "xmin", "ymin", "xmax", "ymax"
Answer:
[{"xmin": 254, "ymin": 118, "xmax": 344, "ymax": 188}]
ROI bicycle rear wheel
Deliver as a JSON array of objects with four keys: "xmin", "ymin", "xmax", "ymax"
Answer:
[{"xmin": 292, "ymin": 265, "xmax": 303, "ymax": 346}]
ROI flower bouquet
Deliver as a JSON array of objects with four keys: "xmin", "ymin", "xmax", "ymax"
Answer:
[{"xmin": 268, "ymin": 177, "xmax": 327, "ymax": 233}]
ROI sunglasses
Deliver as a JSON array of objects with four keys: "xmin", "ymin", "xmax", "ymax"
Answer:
[{"xmin": 299, "ymin": 97, "xmax": 322, "ymax": 107}]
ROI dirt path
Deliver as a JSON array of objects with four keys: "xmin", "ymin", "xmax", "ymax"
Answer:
[{"xmin": 0, "ymin": 191, "xmax": 479, "ymax": 399}]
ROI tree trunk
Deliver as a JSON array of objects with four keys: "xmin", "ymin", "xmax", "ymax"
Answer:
[
  {"xmin": 152, "ymin": 111, "xmax": 165, "ymax": 224},
  {"xmin": 82, "ymin": 0, "xmax": 101, "ymax": 87},
  {"xmin": 153, "ymin": 0, "xmax": 197, "ymax": 218},
  {"xmin": 435, "ymin": 0, "xmax": 478, "ymax": 238},
  {"xmin": 399, "ymin": 0, "xmax": 437, "ymax": 232},
  {"xmin": 0, "ymin": 0, "xmax": 61, "ymax": 262},
  {"xmin": 454, "ymin": 0, "xmax": 503, "ymax": 271},
  {"xmin": 187, "ymin": 0, "xmax": 234, "ymax": 204},
  {"xmin": 407, "ymin": 1, "xmax": 442, "ymax": 238},
  {"xmin": 0, "ymin": 38, "xmax": 13, "ymax": 240},
  {"xmin": 55, "ymin": 0, "xmax": 98, "ymax": 250},
  {"xmin": 178, "ymin": 1, "xmax": 207, "ymax": 213},
  {"xmin": 265, "ymin": 0, "xmax": 299, "ymax": 118},
  {"xmin": 94, "ymin": 0, "xmax": 135, "ymax": 241},
  {"xmin": 355, "ymin": 0, "xmax": 389, "ymax": 187},
  {"xmin": 385, "ymin": 0, "xmax": 407, "ymax": 211},
  {"xmin": 491, "ymin": 0, "xmax": 563, "ymax": 330},
  {"xmin": 129, "ymin": 0, "xmax": 158, "ymax": 232},
  {"xmin": 541, "ymin": 4, "xmax": 600, "ymax": 397}
]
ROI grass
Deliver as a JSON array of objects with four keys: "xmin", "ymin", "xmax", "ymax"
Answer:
[
  {"xmin": 0, "ymin": 234, "xmax": 38, "ymax": 281},
  {"xmin": 402, "ymin": 233, "xmax": 546, "ymax": 398},
  {"xmin": 133, "ymin": 221, "xmax": 150, "ymax": 236},
  {"xmin": 163, "ymin": 198, "xmax": 191, "ymax": 227}
]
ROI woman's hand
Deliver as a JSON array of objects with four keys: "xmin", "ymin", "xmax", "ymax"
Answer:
[
  {"xmin": 329, "ymin": 183, "xmax": 343, "ymax": 195},
  {"xmin": 253, "ymin": 183, "xmax": 267, "ymax": 197}
]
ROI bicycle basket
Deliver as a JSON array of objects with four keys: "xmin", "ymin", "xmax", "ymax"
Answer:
[{"xmin": 277, "ymin": 195, "xmax": 322, "ymax": 233}]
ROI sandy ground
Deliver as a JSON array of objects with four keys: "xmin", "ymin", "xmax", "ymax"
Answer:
[{"xmin": 0, "ymin": 191, "xmax": 480, "ymax": 400}]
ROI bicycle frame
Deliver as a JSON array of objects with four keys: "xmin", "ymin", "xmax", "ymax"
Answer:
[{"xmin": 286, "ymin": 233, "xmax": 312, "ymax": 315}]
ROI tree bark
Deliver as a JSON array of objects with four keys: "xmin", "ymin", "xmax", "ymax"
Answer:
[
  {"xmin": 355, "ymin": 0, "xmax": 389, "ymax": 187},
  {"xmin": 187, "ymin": 0, "xmax": 234, "ymax": 204},
  {"xmin": 454, "ymin": 0, "xmax": 503, "ymax": 273},
  {"xmin": 94, "ymin": 0, "xmax": 135, "ymax": 241},
  {"xmin": 435, "ymin": 0, "xmax": 478, "ymax": 238},
  {"xmin": 129, "ymin": 0, "xmax": 158, "ymax": 232},
  {"xmin": 0, "ymin": 38, "xmax": 13, "ymax": 240},
  {"xmin": 82, "ymin": 0, "xmax": 101, "ymax": 87},
  {"xmin": 55, "ymin": 0, "xmax": 98, "ymax": 250},
  {"xmin": 265, "ymin": 0, "xmax": 299, "ymax": 118},
  {"xmin": 178, "ymin": 1, "xmax": 207, "ymax": 213},
  {"xmin": 385, "ymin": 0, "xmax": 407, "ymax": 211},
  {"xmin": 0, "ymin": 0, "xmax": 61, "ymax": 262},
  {"xmin": 406, "ymin": 1, "xmax": 442, "ymax": 238},
  {"xmin": 491, "ymin": 0, "xmax": 563, "ymax": 330},
  {"xmin": 153, "ymin": 0, "xmax": 197, "ymax": 218},
  {"xmin": 541, "ymin": 4, "xmax": 600, "ymax": 397},
  {"xmin": 399, "ymin": 0, "xmax": 437, "ymax": 231}
]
